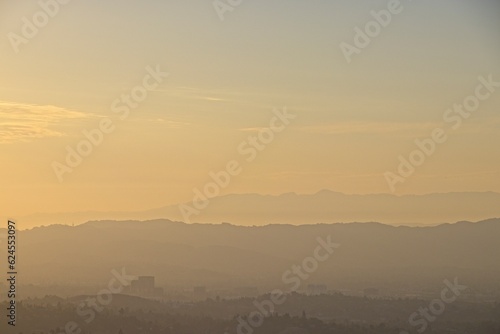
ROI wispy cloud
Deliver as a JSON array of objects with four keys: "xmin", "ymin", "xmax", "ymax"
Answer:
[
  {"xmin": 153, "ymin": 86, "xmax": 234, "ymax": 103},
  {"xmin": 153, "ymin": 86, "xmax": 288, "ymax": 109},
  {"xmin": 243, "ymin": 170, "xmax": 382, "ymax": 180},
  {"xmin": 0, "ymin": 101, "xmax": 92, "ymax": 144},
  {"xmin": 238, "ymin": 127, "xmax": 269, "ymax": 132},
  {"xmin": 142, "ymin": 118, "xmax": 192, "ymax": 128},
  {"xmin": 300, "ymin": 121, "xmax": 440, "ymax": 137},
  {"xmin": 300, "ymin": 118, "xmax": 500, "ymax": 137}
]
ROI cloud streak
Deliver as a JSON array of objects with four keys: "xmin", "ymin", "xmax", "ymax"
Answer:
[
  {"xmin": 0, "ymin": 101, "xmax": 92, "ymax": 144},
  {"xmin": 300, "ymin": 121, "xmax": 439, "ymax": 136}
]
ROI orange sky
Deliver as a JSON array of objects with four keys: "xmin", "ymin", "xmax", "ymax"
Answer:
[{"xmin": 0, "ymin": 0, "xmax": 499, "ymax": 217}]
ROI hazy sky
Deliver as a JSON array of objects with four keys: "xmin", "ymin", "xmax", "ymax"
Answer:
[{"xmin": 1, "ymin": 0, "xmax": 499, "ymax": 216}]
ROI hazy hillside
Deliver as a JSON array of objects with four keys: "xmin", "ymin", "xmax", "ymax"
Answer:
[
  {"xmin": 2, "ymin": 219, "xmax": 499, "ymax": 296},
  {"xmin": 16, "ymin": 190, "xmax": 500, "ymax": 228}
]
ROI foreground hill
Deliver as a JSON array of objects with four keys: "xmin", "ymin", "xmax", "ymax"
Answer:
[{"xmin": 2, "ymin": 293, "xmax": 499, "ymax": 333}]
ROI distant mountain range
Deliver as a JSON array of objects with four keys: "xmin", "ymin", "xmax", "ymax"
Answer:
[
  {"xmin": 15, "ymin": 190, "xmax": 500, "ymax": 228},
  {"xmin": 1, "ymin": 218, "xmax": 499, "ymax": 295}
]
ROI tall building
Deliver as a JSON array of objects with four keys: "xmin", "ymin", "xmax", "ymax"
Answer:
[{"xmin": 128, "ymin": 276, "xmax": 163, "ymax": 297}]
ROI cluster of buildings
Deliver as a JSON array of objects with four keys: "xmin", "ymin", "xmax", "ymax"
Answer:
[{"xmin": 123, "ymin": 277, "xmax": 385, "ymax": 301}]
